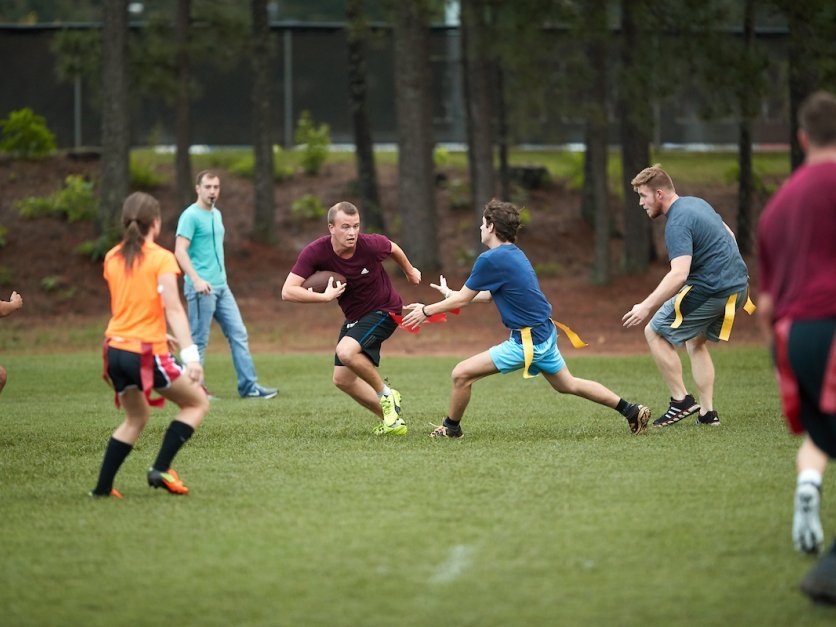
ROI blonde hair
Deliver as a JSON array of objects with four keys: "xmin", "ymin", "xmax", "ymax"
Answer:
[
  {"xmin": 631, "ymin": 164, "xmax": 675, "ymax": 192},
  {"xmin": 328, "ymin": 201, "xmax": 358, "ymax": 225}
]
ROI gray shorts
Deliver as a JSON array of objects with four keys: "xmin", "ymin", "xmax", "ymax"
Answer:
[{"xmin": 650, "ymin": 286, "xmax": 749, "ymax": 346}]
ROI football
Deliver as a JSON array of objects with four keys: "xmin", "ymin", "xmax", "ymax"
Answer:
[{"xmin": 302, "ymin": 271, "xmax": 347, "ymax": 293}]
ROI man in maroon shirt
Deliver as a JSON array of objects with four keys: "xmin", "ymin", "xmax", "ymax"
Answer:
[
  {"xmin": 758, "ymin": 90, "xmax": 836, "ymax": 605},
  {"xmin": 282, "ymin": 202, "xmax": 421, "ymax": 435}
]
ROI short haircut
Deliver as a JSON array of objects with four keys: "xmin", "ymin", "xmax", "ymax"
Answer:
[
  {"xmin": 631, "ymin": 164, "xmax": 675, "ymax": 192},
  {"xmin": 799, "ymin": 90, "xmax": 836, "ymax": 147},
  {"xmin": 328, "ymin": 201, "xmax": 359, "ymax": 225},
  {"xmin": 483, "ymin": 198, "xmax": 520, "ymax": 243},
  {"xmin": 195, "ymin": 170, "xmax": 219, "ymax": 186}
]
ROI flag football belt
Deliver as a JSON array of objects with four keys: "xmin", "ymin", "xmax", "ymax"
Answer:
[
  {"xmin": 389, "ymin": 309, "xmax": 461, "ymax": 333},
  {"xmin": 520, "ymin": 319, "xmax": 588, "ymax": 379},
  {"xmin": 670, "ymin": 285, "xmax": 756, "ymax": 341},
  {"xmin": 102, "ymin": 337, "xmax": 166, "ymax": 409}
]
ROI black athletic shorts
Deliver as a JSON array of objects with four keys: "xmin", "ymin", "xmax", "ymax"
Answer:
[
  {"xmin": 335, "ymin": 310, "xmax": 398, "ymax": 368},
  {"xmin": 788, "ymin": 319, "xmax": 836, "ymax": 457},
  {"xmin": 106, "ymin": 346, "xmax": 183, "ymax": 394}
]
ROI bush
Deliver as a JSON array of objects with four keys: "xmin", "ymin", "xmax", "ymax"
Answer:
[
  {"xmin": 228, "ymin": 151, "xmax": 295, "ymax": 182},
  {"xmin": 16, "ymin": 175, "xmax": 96, "ymax": 222},
  {"xmin": 75, "ymin": 232, "xmax": 120, "ymax": 263},
  {"xmin": 0, "ymin": 108, "xmax": 56, "ymax": 158},
  {"xmin": 294, "ymin": 111, "xmax": 330, "ymax": 176},
  {"xmin": 130, "ymin": 158, "xmax": 167, "ymax": 188},
  {"xmin": 291, "ymin": 194, "xmax": 327, "ymax": 221},
  {"xmin": 0, "ymin": 225, "xmax": 7, "ymax": 248}
]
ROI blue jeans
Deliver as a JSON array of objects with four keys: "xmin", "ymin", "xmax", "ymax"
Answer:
[{"xmin": 184, "ymin": 283, "xmax": 258, "ymax": 397}]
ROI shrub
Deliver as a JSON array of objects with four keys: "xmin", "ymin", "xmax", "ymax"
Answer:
[
  {"xmin": 291, "ymin": 194, "xmax": 327, "ymax": 221},
  {"xmin": 130, "ymin": 158, "xmax": 167, "ymax": 188},
  {"xmin": 0, "ymin": 108, "xmax": 56, "ymax": 158},
  {"xmin": 16, "ymin": 175, "xmax": 96, "ymax": 222},
  {"xmin": 0, "ymin": 225, "xmax": 6, "ymax": 248},
  {"xmin": 294, "ymin": 111, "xmax": 330, "ymax": 176},
  {"xmin": 0, "ymin": 266, "xmax": 13, "ymax": 286},
  {"xmin": 74, "ymin": 232, "xmax": 120, "ymax": 263}
]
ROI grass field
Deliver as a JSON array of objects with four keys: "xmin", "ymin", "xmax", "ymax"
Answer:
[{"xmin": 1, "ymin": 347, "xmax": 833, "ymax": 626}]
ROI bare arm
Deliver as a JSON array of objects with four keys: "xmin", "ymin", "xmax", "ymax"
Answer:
[
  {"xmin": 622, "ymin": 255, "xmax": 691, "ymax": 328},
  {"xmin": 159, "ymin": 273, "xmax": 203, "ymax": 382},
  {"xmin": 389, "ymin": 241, "xmax": 421, "ymax": 285},
  {"xmin": 401, "ymin": 284, "xmax": 482, "ymax": 328},
  {"xmin": 0, "ymin": 291, "xmax": 22, "ymax": 317},
  {"xmin": 281, "ymin": 271, "xmax": 345, "ymax": 303},
  {"xmin": 756, "ymin": 291, "xmax": 774, "ymax": 343},
  {"xmin": 174, "ymin": 236, "xmax": 212, "ymax": 295}
]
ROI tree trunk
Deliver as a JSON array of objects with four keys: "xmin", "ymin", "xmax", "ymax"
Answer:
[
  {"xmin": 585, "ymin": 1, "xmax": 610, "ymax": 285},
  {"xmin": 393, "ymin": 0, "xmax": 439, "ymax": 270},
  {"xmin": 175, "ymin": 0, "xmax": 193, "ymax": 211},
  {"xmin": 496, "ymin": 63, "xmax": 510, "ymax": 202},
  {"xmin": 461, "ymin": 0, "xmax": 495, "ymax": 249},
  {"xmin": 251, "ymin": 0, "xmax": 276, "ymax": 244},
  {"xmin": 786, "ymin": 3, "xmax": 819, "ymax": 171},
  {"xmin": 736, "ymin": 0, "xmax": 755, "ymax": 256},
  {"xmin": 619, "ymin": 0, "xmax": 653, "ymax": 272},
  {"xmin": 346, "ymin": 0, "xmax": 384, "ymax": 232},
  {"xmin": 99, "ymin": 0, "xmax": 130, "ymax": 237}
]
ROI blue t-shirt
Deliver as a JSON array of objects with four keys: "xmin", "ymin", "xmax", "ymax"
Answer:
[
  {"xmin": 176, "ymin": 203, "xmax": 227, "ymax": 287},
  {"xmin": 465, "ymin": 244, "xmax": 553, "ymax": 344},
  {"xmin": 665, "ymin": 196, "xmax": 749, "ymax": 297}
]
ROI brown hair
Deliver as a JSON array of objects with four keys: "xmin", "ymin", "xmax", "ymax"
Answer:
[
  {"xmin": 483, "ymin": 198, "xmax": 521, "ymax": 243},
  {"xmin": 328, "ymin": 201, "xmax": 359, "ymax": 225},
  {"xmin": 195, "ymin": 170, "xmax": 219, "ymax": 186},
  {"xmin": 119, "ymin": 192, "xmax": 160, "ymax": 272},
  {"xmin": 799, "ymin": 91, "xmax": 836, "ymax": 147},
  {"xmin": 630, "ymin": 163, "xmax": 675, "ymax": 192}
]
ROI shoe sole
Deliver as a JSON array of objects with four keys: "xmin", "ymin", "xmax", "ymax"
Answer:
[
  {"xmin": 653, "ymin": 405, "xmax": 700, "ymax": 427},
  {"xmin": 244, "ymin": 392, "xmax": 278, "ymax": 400},
  {"xmin": 373, "ymin": 421, "xmax": 408, "ymax": 436}
]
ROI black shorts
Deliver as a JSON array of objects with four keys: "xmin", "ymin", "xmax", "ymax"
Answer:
[
  {"xmin": 335, "ymin": 310, "xmax": 398, "ymax": 368},
  {"xmin": 106, "ymin": 346, "xmax": 183, "ymax": 394},
  {"xmin": 788, "ymin": 319, "xmax": 836, "ymax": 457}
]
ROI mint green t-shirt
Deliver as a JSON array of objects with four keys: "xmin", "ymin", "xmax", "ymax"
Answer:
[{"xmin": 176, "ymin": 203, "xmax": 227, "ymax": 287}]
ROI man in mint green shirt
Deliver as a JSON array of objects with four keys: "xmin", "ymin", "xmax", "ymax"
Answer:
[{"xmin": 175, "ymin": 171, "xmax": 277, "ymax": 399}]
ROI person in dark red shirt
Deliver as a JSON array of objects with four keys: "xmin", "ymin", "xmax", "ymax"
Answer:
[
  {"xmin": 758, "ymin": 90, "xmax": 836, "ymax": 605},
  {"xmin": 282, "ymin": 202, "xmax": 421, "ymax": 436}
]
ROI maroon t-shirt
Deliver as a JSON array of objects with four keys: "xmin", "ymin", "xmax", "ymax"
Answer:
[
  {"xmin": 291, "ymin": 233, "xmax": 403, "ymax": 321},
  {"xmin": 758, "ymin": 161, "xmax": 836, "ymax": 321}
]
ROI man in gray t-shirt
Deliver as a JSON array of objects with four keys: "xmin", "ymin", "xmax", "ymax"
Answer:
[{"xmin": 622, "ymin": 164, "xmax": 752, "ymax": 428}]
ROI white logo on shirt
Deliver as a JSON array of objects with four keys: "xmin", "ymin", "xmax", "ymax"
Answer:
[{"xmin": 361, "ymin": 267, "xmax": 370, "ymax": 275}]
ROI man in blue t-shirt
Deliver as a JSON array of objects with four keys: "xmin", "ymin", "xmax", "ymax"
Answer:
[
  {"xmin": 175, "ymin": 170, "xmax": 277, "ymax": 400},
  {"xmin": 403, "ymin": 199, "xmax": 650, "ymax": 438},
  {"xmin": 623, "ymin": 164, "xmax": 751, "ymax": 428}
]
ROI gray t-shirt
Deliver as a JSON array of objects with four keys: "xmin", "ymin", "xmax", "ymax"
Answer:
[{"xmin": 664, "ymin": 196, "xmax": 749, "ymax": 297}]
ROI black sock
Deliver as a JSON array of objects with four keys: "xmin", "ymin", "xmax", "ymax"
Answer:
[
  {"xmin": 152, "ymin": 421, "xmax": 195, "ymax": 472},
  {"xmin": 443, "ymin": 416, "xmax": 462, "ymax": 431},
  {"xmin": 93, "ymin": 437, "xmax": 133, "ymax": 495},
  {"xmin": 616, "ymin": 398, "xmax": 632, "ymax": 417}
]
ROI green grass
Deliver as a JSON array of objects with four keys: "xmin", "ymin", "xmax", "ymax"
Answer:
[{"xmin": 2, "ymin": 347, "xmax": 829, "ymax": 626}]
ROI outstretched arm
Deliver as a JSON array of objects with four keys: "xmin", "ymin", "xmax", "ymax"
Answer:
[
  {"xmin": 0, "ymin": 291, "xmax": 23, "ymax": 317},
  {"xmin": 430, "ymin": 274, "xmax": 491, "ymax": 304},
  {"xmin": 622, "ymin": 255, "xmax": 691, "ymax": 328},
  {"xmin": 401, "ymin": 280, "xmax": 482, "ymax": 328},
  {"xmin": 389, "ymin": 241, "xmax": 421, "ymax": 285}
]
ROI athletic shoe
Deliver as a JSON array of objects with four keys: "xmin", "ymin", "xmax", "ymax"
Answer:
[
  {"xmin": 372, "ymin": 418, "xmax": 408, "ymax": 436},
  {"xmin": 801, "ymin": 542, "xmax": 836, "ymax": 605},
  {"xmin": 147, "ymin": 468, "xmax": 189, "ymax": 495},
  {"xmin": 243, "ymin": 385, "xmax": 278, "ymax": 400},
  {"xmin": 625, "ymin": 404, "xmax": 651, "ymax": 435},
  {"xmin": 379, "ymin": 388, "xmax": 402, "ymax": 426},
  {"xmin": 793, "ymin": 482, "xmax": 824, "ymax": 555},
  {"xmin": 430, "ymin": 422, "xmax": 464, "ymax": 439},
  {"xmin": 653, "ymin": 394, "xmax": 700, "ymax": 427},
  {"xmin": 89, "ymin": 488, "xmax": 123, "ymax": 499},
  {"xmin": 697, "ymin": 410, "xmax": 721, "ymax": 426}
]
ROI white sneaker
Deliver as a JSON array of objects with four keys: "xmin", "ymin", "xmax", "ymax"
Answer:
[{"xmin": 793, "ymin": 482, "xmax": 824, "ymax": 555}]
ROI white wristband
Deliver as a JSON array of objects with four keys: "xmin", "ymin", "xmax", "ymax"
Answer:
[{"xmin": 180, "ymin": 344, "xmax": 200, "ymax": 364}]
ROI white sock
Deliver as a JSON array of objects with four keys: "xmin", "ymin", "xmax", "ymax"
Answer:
[
  {"xmin": 798, "ymin": 469, "xmax": 823, "ymax": 487},
  {"xmin": 378, "ymin": 385, "xmax": 391, "ymax": 400}
]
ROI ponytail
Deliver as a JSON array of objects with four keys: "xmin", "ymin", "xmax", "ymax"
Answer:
[{"xmin": 118, "ymin": 193, "xmax": 161, "ymax": 273}]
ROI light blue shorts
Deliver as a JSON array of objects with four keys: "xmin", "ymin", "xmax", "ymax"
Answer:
[{"xmin": 489, "ymin": 327, "xmax": 566, "ymax": 376}]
